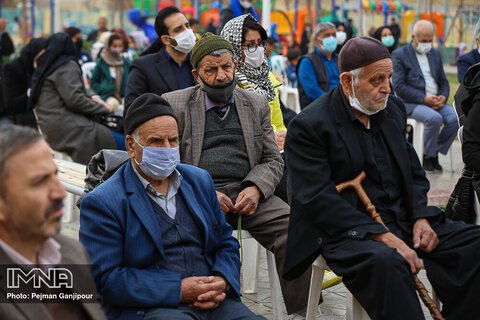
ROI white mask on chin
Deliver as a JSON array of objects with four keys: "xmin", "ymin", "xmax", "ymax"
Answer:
[{"xmin": 348, "ymin": 80, "xmax": 388, "ymax": 116}]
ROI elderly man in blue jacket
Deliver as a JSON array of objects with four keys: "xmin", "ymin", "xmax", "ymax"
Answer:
[
  {"xmin": 457, "ymin": 19, "xmax": 480, "ymax": 83},
  {"xmin": 79, "ymin": 93, "xmax": 264, "ymax": 320},
  {"xmin": 392, "ymin": 20, "xmax": 458, "ymax": 172}
]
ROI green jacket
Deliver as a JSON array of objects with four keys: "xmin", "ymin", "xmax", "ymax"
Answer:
[{"xmin": 90, "ymin": 57, "xmax": 130, "ymax": 101}]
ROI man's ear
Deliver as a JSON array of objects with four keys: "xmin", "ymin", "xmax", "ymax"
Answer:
[
  {"xmin": 340, "ymin": 72, "xmax": 353, "ymax": 96},
  {"xmin": 125, "ymin": 135, "xmax": 136, "ymax": 160},
  {"xmin": 191, "ymin": 68, "xmax": 200, "ymax": 84},
  {"xmin": 160, "ymin": 34, "xmax": 172, "ymax": 47}
]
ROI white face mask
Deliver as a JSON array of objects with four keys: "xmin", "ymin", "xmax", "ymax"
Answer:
[
  {"xmin": 416, "ymin": 42, "xmax": 432, "ymax": 54},
  {"xmin": 336, "ymin": 31, "xmax": 347, "ymax": 45},
  {"xmin": 244, "ymin": 47, "xmax": 265, "ymax": 68},
  {"xmin": 170, "ymin": 29, "xmax": 196, "ymax": 53},
  {"xmin": 348, "ymin": 78, "xmax": 388, "ymax": 116}
]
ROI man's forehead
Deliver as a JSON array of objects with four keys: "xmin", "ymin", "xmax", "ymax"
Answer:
[
  {"xmin": 139, "ymin": 116, "xmax": 178, "ymax": 135},
  {"xmin": 363, "ymin": 58, "xmax": 393, "ymax": 76},
  {"xmin": 6, "ymin": 141, "xmax": 55, "ymax": 180},
  {"xmin": 201, "ymin": 53, "xmax": 233, "ymax": 66},
  {"xmin": 165, "ymin": 13, "xmax": 187, "ymax": 29}
]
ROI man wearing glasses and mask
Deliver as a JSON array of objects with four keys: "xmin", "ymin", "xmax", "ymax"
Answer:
[{"xmin": 124, "ymin": 6, "xmax": 197, "ymax": 114}]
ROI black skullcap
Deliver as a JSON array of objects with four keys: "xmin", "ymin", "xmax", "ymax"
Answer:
[
  {"xmin": 124, "ymin": 93, "xmax": 177, "ymax": 135},
  {"xmin": 338, "ymin": 36, "xmax": 391, "ymax": 73}
]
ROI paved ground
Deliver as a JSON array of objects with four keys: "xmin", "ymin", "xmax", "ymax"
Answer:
[{"xmin": 60, "ymin": 140, "xmax": 463, "ymax": 320}]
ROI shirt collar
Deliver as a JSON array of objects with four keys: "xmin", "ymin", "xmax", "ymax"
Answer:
[
  {"xmin": 132, "ymin": 163, "xmax": 182, "ymax": 197},
  {"xmin": 0, "ymin": 237, "xmax": 62, "ymax": 265},
  {"xmin": 204, "ymin": 92, "xmax": 235, "ymax": 112},
  {"xmin": 163, "ymin": 47, "xmax": 191, "ymax": 66}
]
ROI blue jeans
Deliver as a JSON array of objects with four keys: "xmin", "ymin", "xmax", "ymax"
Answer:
[
  {"xmin": 143, "ymin": 298, "xmax": 265, "ymax": 320},
  {"xmin": 409, "ymin": 104, "xmax": 458, "ymax": 158}
]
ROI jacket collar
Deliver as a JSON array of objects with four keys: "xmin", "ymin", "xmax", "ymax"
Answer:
[
  {"xmin": 123, "ymin": 161, "xmax": 211, "ymax": 257},
  {"xmin": 188, "ymin": 86, "xmax": 255, "ymax": 168},
  {"xmin": 154, "ymin": 50, "xmax": 179, "ymax": 92}
]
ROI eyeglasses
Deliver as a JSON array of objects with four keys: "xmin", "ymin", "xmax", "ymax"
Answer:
[{"xmin": 241, "ymin": 40, "xmax": 266, "ymax": 53}]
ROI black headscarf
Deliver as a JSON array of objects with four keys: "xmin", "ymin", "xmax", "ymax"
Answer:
[
  {"xmin": 29, "ymin": 33, "xmax": 77, "ymax": 108},
  {"xmin": 20, "ymin": 38, "xmax": 48, "ymax": 75},
  {"xmin": 373, "ymin": 26, "xmax": 398, "ymax": 53}
]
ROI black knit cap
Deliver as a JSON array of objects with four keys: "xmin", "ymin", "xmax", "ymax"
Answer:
[
  {"xmin": 338, "ymin": 36, "xmax": 391, "ymax": 73},
  {"xmin": 124, "ymin": 93, "xmax": 177, "ymax": 135}
]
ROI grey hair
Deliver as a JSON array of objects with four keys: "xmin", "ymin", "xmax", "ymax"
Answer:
[
  {"xmin": 350, "ymin": 67, "xmax": 363, "ymax": 86},
  {"xmin": 413, "ymin": 20, "xmax": 433, "ymax": 38},
  {"xmin": 314, "ymin": 22, "xmax": 336, "ymax": 37},
  {"xmin": 474, "ymin": 19, "xmax": 480, "ymax": 41},
  {"xmin": 196, "ymin": 49, "xmax": 234, "ymax": 72},
  {"xmin": 131, "ymin": 128, "xmax": 140, "ymax": 141},
  {"xmin": 0, "ymin": 125, "xmax": 43, "ymax": 196}
]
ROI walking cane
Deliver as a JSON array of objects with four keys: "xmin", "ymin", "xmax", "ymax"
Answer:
[{"xmin": 336, "ymin": 171, "xmax": 444, "ymax": 320}]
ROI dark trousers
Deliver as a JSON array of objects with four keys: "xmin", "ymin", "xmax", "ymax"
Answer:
[
  {"xmin": 217, "ymin": 183, "xmax": 312, "ymax": 315},
  {"xmin": 143, "ymin": 298, "xmax": 265, "ymax": 320},
  {"xmin": 322, "ymin": 217, "xmax": 480, "ymax": 320}
]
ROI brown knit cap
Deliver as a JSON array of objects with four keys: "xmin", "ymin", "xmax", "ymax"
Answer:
[{"xmin": 338, "ymin": 36, "xmax": 391, "ymax": 73}]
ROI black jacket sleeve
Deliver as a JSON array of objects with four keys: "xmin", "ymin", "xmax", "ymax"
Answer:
[
  {"xmin": 462, "ymin": 101, "xmax": 480, "ymax": 172},
  {"xmin": 0, "ymin": 32, "xmax": 14, "ymax": 56}
]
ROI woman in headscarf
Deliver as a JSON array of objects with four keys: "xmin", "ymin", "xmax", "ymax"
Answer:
[
  {"xmin": 373, "ymin": 25, "xmax": 398, "ymax": 53},
  {"xmin": 90, "ymin": 33, "xmax": 130, "ymax": 108},
  {"xmin": 220, "ymin": 14, "xmax": 287, "ymax": 150},
  {"xmin": 2, "ymin": 38, "xmax": 47, "ymax": 128},
  {"xmin": 30, "ymin": 32, "xmax": 122, "ymax": 165},
  {"xmin": 221, "ymin": 14, "xmax": 288, "ymax": 203}
]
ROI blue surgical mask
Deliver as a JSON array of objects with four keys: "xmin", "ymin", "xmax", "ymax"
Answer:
[
  {"xmin": 321, "ymin": 36, "xmax": 338, "ymax": 53},
  {"xmin": 381, "ymin": 36, "xmax": 395, "ymax": 48},
  {"xmin": 133, "ymin": 138, "xmax": 180, "ymax": 180}
]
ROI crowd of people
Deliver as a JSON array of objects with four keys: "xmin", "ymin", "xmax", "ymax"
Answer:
[{"xmin": 0, "ymin": 4, "xmax": 480, "ymax": 320}]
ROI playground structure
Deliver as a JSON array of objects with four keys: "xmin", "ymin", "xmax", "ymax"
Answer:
[{"xmin": 0, "ymin": 0, "xmax": 479, "ymax": 53}]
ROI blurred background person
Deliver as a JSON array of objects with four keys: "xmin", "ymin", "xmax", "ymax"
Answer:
[
  {"xmin": 30, "ymin": 33, "xmax": 121, "ymax": 164},
  {"xmin": 64, "ymin": 26, "xmax": 92, "ymax": 66},
  {"xmin": 373, "ymin": 25, "xmax": 398, "ymax": 54},
  {"xmin": 88, "ymin": 16, "xmax": 108, "ymax": 42},
  {"xmin": 90, "ymin": 34, "xmax": 130, "ymax": 109},
  {"xmin": 286, "ymin": 48, "xmax": 300, "ymax": 88},
  {"xmin": 0, "ymin": 18, "xmax": 15, "ymax": 125},
  {"xmin": 189, "ymin": 18, "xmax": 202, "ymax": 40},
  {"xmin": 219, "ymin": 0, "xmax": 258, "ymax": 32},
  {"xmin": 91, "ymin": 31, "xmax": 112, "ymax": 61},
  {"xmin": 1, "ymin": 38, "xmax": 47, "ymax": 128},
  {"xmin": 390, "ymin": 16, "xmax": 401, "ymax": 43},
  {"xmin": 457, "ymin": 20, "xmax": 480, "ymax": 83},
  {"xmin": 333, "ymin": 21, "xmax": 347, "ymax": 54}
]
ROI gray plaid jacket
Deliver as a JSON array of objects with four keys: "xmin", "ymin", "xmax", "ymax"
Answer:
[{"xmin": 162, "ymin": 85, "xmax": 283, "ymax": 199}]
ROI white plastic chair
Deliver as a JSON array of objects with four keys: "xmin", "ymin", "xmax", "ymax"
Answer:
[
  {"xmin": 81, "ymin": 62, "xmax": 97, "ymax": 89},
  {"xmin": 232, "ymin": 230, "xmax": 285, "ymax": 320},
  {"xmin": 306, "ymin": 255, "xmax": 369, "ymax": 320},
  {"xmin": 407, "ymin": 118, "xmax": 454, "ymax": 171}
]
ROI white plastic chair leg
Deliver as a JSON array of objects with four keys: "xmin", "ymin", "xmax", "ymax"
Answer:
[
  {"xmin": 240, "ymin": 236, "xmax": 261, "ymax": 293},
  {"xmin": 347, "ymin": 290, "xmax": 371, "ymax": 320},
  {"xmin": 62, "ymin": 193, "xmax": 74, "ymax": 223},
  {"xmin": 266, "ymin": 250, "xmax": 285, "ymax": 320},
  {"xmin": 306, "ymin": 258, "xmax": 326, "ymax": 320}
]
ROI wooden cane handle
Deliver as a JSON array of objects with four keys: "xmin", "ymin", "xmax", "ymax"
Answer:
[{"xmin": 336, "ymin": 171, "xmax": 444, "ymax": 320}]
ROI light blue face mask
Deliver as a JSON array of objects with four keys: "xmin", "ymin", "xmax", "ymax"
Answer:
[
  {"xmin": 381, "ymin": 36, "xmax": 395, "ymax": 48},
  {"xmin": 321, "ymin": 36, "xmax": 338, "ymax": 53},
  {"xmin": 133, "ymin": 138, "xmax": 180, "ymax": 180}
]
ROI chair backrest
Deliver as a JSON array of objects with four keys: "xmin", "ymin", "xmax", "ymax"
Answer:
[{"xmin": 81, "ymin": 62, "xmax": 97, "ymax": 89}]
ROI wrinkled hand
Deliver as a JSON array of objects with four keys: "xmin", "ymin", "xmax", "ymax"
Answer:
[
  {"xmin": 0, "ymin": 19, "xmax": 8, "ymax": 33},
  {"xmin": 369, "ymin": 232, "xmax": 423, "ymax": 275},
  {"xmin": 191, "ymin": 276, "xmax": 227, "ymax": 310},
  {"xmin": 413, "ymin": 218, "xmax": 439, "ymax": 253},
  {"xmin": 180, "ymin": 276, "xmax": 226, "ymax": 305},
  {"xmin": 432, "ymin": 95, "xmax": 446, "ymax": 109},
  {"xmin": 423, "ymin": 95, "xmax": 437, "ymax": 108},
  {"xmin": 216, "ymin": 191, "xmax": 234, "ymax": 214},
  {"xmin": 234, "ymin": 186, "xmax": 261, "ymax": 216},
  {"xmin": 275, "ymin": 131, "xmax": 287, "ymax": 151}
]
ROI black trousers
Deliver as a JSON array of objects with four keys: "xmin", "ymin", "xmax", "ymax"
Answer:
[{"xmin": 322, "ymin": 217, "xmax": 480, "ymax": 320}]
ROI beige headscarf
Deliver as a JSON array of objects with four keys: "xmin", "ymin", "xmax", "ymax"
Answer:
[{"xmin": 100, "ymin": 33, "xmax": 124, "ymax": 101}]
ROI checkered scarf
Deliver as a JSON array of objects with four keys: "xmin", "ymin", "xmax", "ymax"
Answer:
[{"xmin": 220, "ymin": 14, "xmax": 276, "ymax": 102}]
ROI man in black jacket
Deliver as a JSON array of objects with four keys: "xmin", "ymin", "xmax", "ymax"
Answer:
[
  {"xmin": 0, "ymin": 18, "xmax": 16, "ymax": 125},
  {"xmin": 283, "ymin": 37, "xmax": 480, "ymax": 319},
  {"xmin": 124, "ymin": 6, "xmax": 196, "ymax": 115}
]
